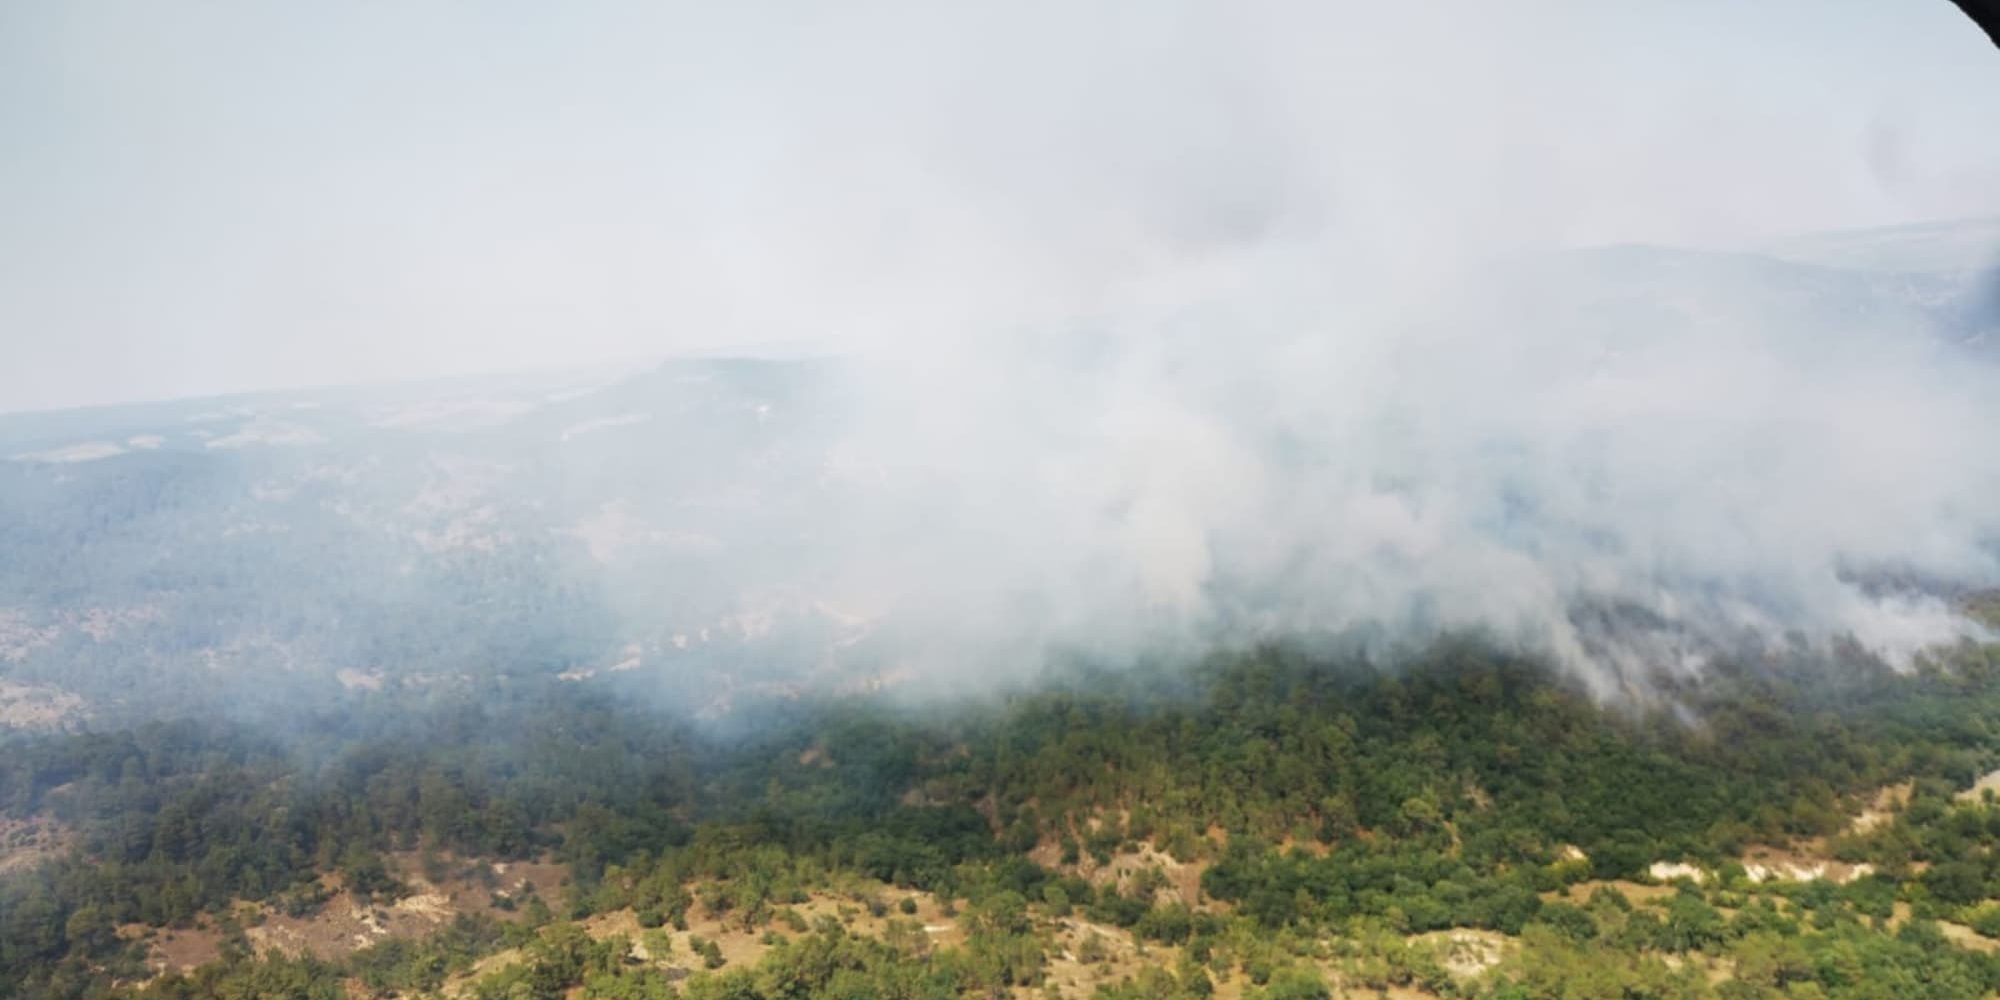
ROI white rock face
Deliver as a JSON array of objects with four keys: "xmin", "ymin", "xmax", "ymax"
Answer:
[
  {"xmin": 1648, "ymin": 861, "xmax": 1706, "ymax": 883},
  {"xmin": 1742, "ymin": 859, "xmax": 1876, "ymax": 885},
  {"xmin": 1744, "ymin": 862, "xmax": 1817, "ymax": 883}
]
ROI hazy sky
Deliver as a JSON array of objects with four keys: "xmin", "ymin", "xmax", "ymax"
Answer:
[{"xmin": 3, "ymin": 1, "xmax": 1999, "ymax": 413}]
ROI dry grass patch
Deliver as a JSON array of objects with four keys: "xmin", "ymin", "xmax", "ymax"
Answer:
[
  {"xmin": 1957, "ymin": 769, "xmax": 2000, "ymax": 805},
  {"xmin": 1851, "ymin": 781, "xmax": 1913, "ymax": 834},
  {"xmin": 0, "ymin": 814, "xmax": 68, "ymax": 875},
  {"xmin": 0, "ymin": 680, "xmax": 84, "ymax": 729},
  {"xmin": 1886, "ymin": 903, "xmax": 1998, "ymax": 953},
  {"xmin": 1029, "ymin": 839, "xmax": 1210, "ymax": 907},
  {"xmin": 128, "ymin": 853, "xmax": 573, "ymax": 974},
  {"xmin": 1041, "ymin": 915, "xmax": 1171, "ymax": 999},
  {"xmin": 1542, "ymin": 879, "xmax": 1681, "ymax": 906},
  {"xmin": 1407, "ymin": 929, "xmax": 1512, "ymax": 980},
  {"xmin": 141, "ymin": 923, "xmax": 229, "ymax": 977}
]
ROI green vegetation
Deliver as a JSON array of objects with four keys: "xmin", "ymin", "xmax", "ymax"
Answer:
[{"xmin": 6, "ymin": 634, "xmax": 2000, "ymax": 998}]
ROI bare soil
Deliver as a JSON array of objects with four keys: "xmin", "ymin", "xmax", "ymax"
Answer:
[
  {"xmin": 443, "ymin": 878, "xmax": 963, "ymax": 996},
  {"xmin": 1542, "ymin": 879, "xmax": 1681, "ymax": 906},
  {"xmin": 1408, "ymin": 929, "xmax": 1512, "ymax": 979},
  {"xmin": 1957, "ymin": 769, "xmax": 2000, "ymax": 805},
  {"xmin": 1850, "ymin": 781, "xmax": 1913, "ymax": 834},
  {"xmin": 142, "ymin": 924, "xmax": 228, "ymax": 977},
  {"xmin": 0, "ymin": 814, "xmax": 68, "ymax": 875},
  {"xmin": 132, "ymin": 852, "xmax": 573, "ymax": 975},
  {"xmin": 1040, "ymin": 914, "xmax": 1178, "ymax": 1000},
  {"xmin": 1028, "ymin": 839, "xmax": 1210, "ymax": 907},
  {"xmin": 0, "ymin": 680, "xmax": 85, "ymax": 729}
]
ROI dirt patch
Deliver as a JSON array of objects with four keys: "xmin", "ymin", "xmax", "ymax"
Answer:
[
  {"xmin": 1738, "ymin": 846, "xmax": 1873, "ymax": 885},
  {"xmin": 395, "ymin": 887, "xmax": 456, "ymax": 921},
  {"xmin": 1542, "ymin": 880, "xmax": 1681, "ymax": 906},
  {"xmin": 1275, "ymin": 836, "xmax": 1331, "ymax": 859},
  {"xmin": 412, "ymin": 854, "xmax": 572, "ymax": 919},
  {"xmin": 0, "ymin": 814, "xmax": 69, "ymax": 875},
  {"xmin": 1043, "ymin": 914, "xmax": 1176, "ymax": 999},
  {"xmin": 1028, "ymin": 840, "xmax": 1209, "ymax": 907},
  {"xmin": 134, "ymin": 853, "xmax": 574, "ymax": 973},
  {"xmin": 1886, "ymin": 903, "xmax": 1999, "ymax": 952},
  {"xmin": 71, "ymin": 605, "xmax": 165, "ymax": 642},
  {"xmin": 1713, "ymin": 790, "xmax": 1902, "ymax": 885},
  {"xmin": 443, "ymin": 946, "xmax": 526, "ymax": 998},
  {"xmin": 1957, "ymin": 769, "xmax": 2000, "ymax": 805},
  {"xmin": 246, "ymin": 894, "xmax": 434, "ymax": 961},
  {"xmin": 240, "ymin": 856, "xmax": 555, "ymax": 964},
  {"xmin": 790, "ymin": 884, "xmax": 957, "ymax": 941},
  {"xmin": 1939, "ymin": 922, "xmax": 2000, "ymax": 953},
  {"xmin": 1377, "ymin": 988, "xmax": 1442, "ymax": 1000},
  {"xmin": 1409, "ymin": 929, "xmax": 1511, "ymax": 979},
  {"xmin": 1850, "ymin": 782, "xmax": 1912, "ymax": 834},
  {"xmin": 0, "ymin": 680, "xmax": 85, "ymax": 729},
  {"xmin": 439, "ymin": 880, "xmax": 964, "ymax": 997},
  {"xmin": 0, "ymin": 610, "xmax": 59, "ymax": 662},
  {"xmin": 583, "ymin": 909, "xmax": 643, "ymax": 944},
  {"xmin": 1660, "ymin": 953, "xmax": 1737, "ymax": 985},
  {"xmin": 144, "ymin": 923, "xmax": 229, "ymax": 976},
  {"xmin": 676, "ymin": 907, "xmax": 782, "ymax": 969},
  {"xmin": 1462, "ymin": 783, "xmax": 1494, "ymax": 813}
]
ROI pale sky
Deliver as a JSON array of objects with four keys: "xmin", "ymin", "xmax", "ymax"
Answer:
[{"xmin": 2, "ymin": 0, "xmax": 1998, "ymax": 413}]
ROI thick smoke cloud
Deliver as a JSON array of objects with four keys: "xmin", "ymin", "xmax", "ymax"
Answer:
[
  {"xmin": 5, "ymin": 1, "xmax": 2000, "ymax": 697},
  {"xmin": 715, "ymin": 2, "xmax": 2000, "ymax": 694},
  {"xmin": 823, "ymin": 238, "xmax": 2000, "ymax": 697}
]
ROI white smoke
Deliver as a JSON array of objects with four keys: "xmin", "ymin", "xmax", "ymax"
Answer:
[
  {"xmin": 714, "ymin": 2, "xmax": 2000, "ymax": 693},
  {"xmin": 819, "ymin": 240, "xmax": 1999, "ymax": 693}
]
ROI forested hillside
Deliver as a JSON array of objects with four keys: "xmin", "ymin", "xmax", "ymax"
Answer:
[{"xmin": 7, "ymin": 629, "xmax": 2000, "ymax": 999}]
